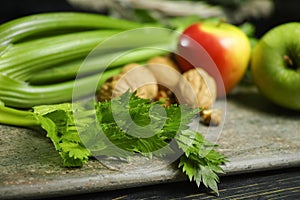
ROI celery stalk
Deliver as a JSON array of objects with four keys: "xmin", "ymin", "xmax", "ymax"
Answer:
[
  {"xmin": 1, "ymin": 28, "xmax": 176, "ymax": 81},
  {"xmin": 0, "ymin": 104, "xmax": 40, "ymax": 126},
  {"xmin": 28, "ymin": 48, "xmax": 170, "ymax": 84},
  {"xmin": 0, "ymin": 68, "xmax": 121, "ymax": 108},
  {"xmin": 0, "ymin": 30, "xmax": 122, "ymax": 80},
  {"xmin": 0, "ymin": 12, "xmax": 142, "ymax": 45}
]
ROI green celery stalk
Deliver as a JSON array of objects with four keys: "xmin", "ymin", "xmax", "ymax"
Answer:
[
  {"xmin": 1, "ymin": 28, "xmax": 177, "ymax": 81},
  {"xmin": 28, "ymin": 48, "xmax": 170, "ymax": 84},
  {"xmin": 0, "ymin": 68, "xmax": 120, "ymax": 108},
  {"xmin": 0, "ymin": 104, "xmax": 40, "ymax": 127},
  {"xmin": 0, "ymin": 12, "xmax": 143, "ymax": 45},
  {"xmin": 0, "ymin": 44, "xmax": 173, "ymax": 108},
  {"xmin": 0, "ymin": 30, "xmax": 122, "ymax": 80}
]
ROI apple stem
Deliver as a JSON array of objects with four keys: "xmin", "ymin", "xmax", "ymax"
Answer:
[
  {"xmin": 283, "ymin": 55, "xmax": 294, "ymax": 68},
  {"xmin": 217, "ymin": 18, "xmax": 226, "ymax": 27}
]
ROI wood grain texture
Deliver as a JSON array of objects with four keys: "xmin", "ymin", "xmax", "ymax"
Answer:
[{"xmin": 49, "ymin": 167, "xmax": 300, "ymax": 199}]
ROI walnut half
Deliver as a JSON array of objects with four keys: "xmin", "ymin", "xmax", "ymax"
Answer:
[
  {"xmin": 178, "ymin": 68, "xmax": 217, "ymax": 109},
  {"xmin": 97, "ymin": 63, "xmax": 158, "ymax": 101}
]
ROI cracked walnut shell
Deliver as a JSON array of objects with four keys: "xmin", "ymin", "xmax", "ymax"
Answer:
[
  {"xmin": 98, "ymin": 63, "xmax": 158, "ymax": 101},
  {"xmin": 178, "ymin": 68, "xmax": 217, "ymax": 109}
]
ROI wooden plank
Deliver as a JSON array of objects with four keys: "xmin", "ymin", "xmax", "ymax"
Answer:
[{"xmin": 0, "ymin": 86, "xmax": 300, "ymax": 199}]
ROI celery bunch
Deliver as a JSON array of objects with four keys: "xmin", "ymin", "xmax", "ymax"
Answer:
[{"xmin": 0, "ymin": 12, "xmax": 175, "ymax": 108}]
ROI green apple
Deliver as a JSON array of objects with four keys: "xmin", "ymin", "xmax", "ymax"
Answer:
[
  {"xmin": 251, "ymin": 22, "xmax": 300, "ymax": 110},
  {"xmin": 176, "ymin": 21, "xmax": 251, "ymax": 97}
]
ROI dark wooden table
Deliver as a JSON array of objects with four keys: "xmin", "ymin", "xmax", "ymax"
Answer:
[{"xmin": 42, "ymin": 167, "xmax": 300, "ymax": 200}]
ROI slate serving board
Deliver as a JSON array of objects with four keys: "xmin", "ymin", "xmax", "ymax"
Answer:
[{"xmin": 1, "ymin": 86, "xmax": 299, "ymax": 199}]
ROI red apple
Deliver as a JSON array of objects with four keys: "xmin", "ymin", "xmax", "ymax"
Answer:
[{"xmin": 176, "ymin": 21, "xmax": 251, "ymax": 97}]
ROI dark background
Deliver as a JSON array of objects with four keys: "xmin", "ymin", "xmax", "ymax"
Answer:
[{"xmin": 1, "ymin": 0, "xmax": 300, "ymax": 37}]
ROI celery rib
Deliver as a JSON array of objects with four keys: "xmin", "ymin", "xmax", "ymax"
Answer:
[
  {"xmin": 0, "ymin": 28, "xmax": 176, "ymax": 81},
  {"xmin": 0, "ymin": 105, "xmax": 40, "ymax": 126},
  {"xmin": 0, "ymin": 68, "xmax": 121, "ymax": 108},
  {"xmin": 0, "ymin": 12, "xmax": 142, "ymax": 45},
  {"xmin": 28, "ymin": 48, "xmax": 170, "ymax": 85},
  {"xmin": 0, "ymin": 30, "xmax": 122, "ymax": 80}
]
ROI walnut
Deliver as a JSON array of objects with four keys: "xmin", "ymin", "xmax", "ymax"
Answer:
[
  {"xmin": 155, "ymin": 85, "xmax": 176, "ymax": 106},
  {"xmin": 146, "ymin": 56, "xmax": 182, "ymax": 106},
  {"xmin": 178, "ymin": 68, "xmax": 217, "ymax": 109},
  {"xmin": 200, "ymin": 109, "xmax": 222, "ymax": 126},
  {"xmin": 97, "ymin": 74, "xmax": 122, "ymax": 102},
  {"xmin": 97, "ymin": 63, "xmax": 158, "ymax": 101},
  {"xmin": 146, "ymin": 56, "xmax": 181, "ymax": 89},
  {"xmin": 121, "ymin": 63, "xmax": 140, "ymax": 73},
  {"xmin": 147, "ymin": 56, "xmax": 180, "ymax": 71}
]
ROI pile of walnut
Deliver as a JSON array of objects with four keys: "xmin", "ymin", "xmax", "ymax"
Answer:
[{"xmin": 97, "ymin": 55, "xmax": 222, "ymax": 126}]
